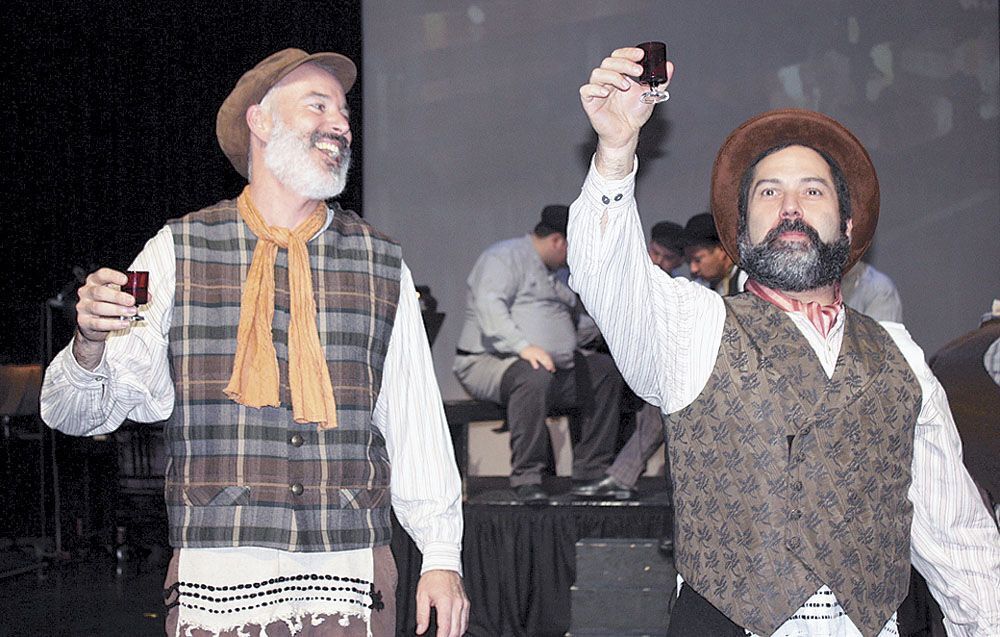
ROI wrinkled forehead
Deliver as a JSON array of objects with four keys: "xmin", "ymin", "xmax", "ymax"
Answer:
[
  {"xmin": 751, "ymin": 144, "xmax": 833, "ymax": 182},
  {"xmin": 268, "ymin": 62, "xmax": 346, "ymax": 101}
]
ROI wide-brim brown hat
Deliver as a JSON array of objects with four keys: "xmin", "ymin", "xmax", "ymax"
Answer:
[
  {"xmin": 710, "ymin": 108, "xmax": 879, "ymax": 271},
  {"xmin": 216, "ymin": 48, "xmax": 357, "ymax": 178}
]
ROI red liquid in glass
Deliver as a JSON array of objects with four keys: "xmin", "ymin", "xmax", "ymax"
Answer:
[
  {"xmin": 637, "ymin": 41, "xmax": 667, "ymax": 85},
  {"xmin": 124, "ymin": 271, "xmax": 149, "ymax": 305}
]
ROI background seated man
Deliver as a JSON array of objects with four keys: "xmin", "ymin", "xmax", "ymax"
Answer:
[
  {"xmin": 647, "ymin": 220, "xmax": 688, "ymax": 277},
  {"xmin": 453, "ymin": 205, "xmax": 625, "ymax": 502},
  {"xmin": 684, "ymin": 212, "xmax": 745, "ymax": 294}
]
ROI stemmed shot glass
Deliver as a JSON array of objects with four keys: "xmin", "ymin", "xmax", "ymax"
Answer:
[
  {"xmin": 636, "ymin": 41, "xmax": 670, "ymax": 104},
  {"xmin": 122, "ymin": 270, "xmax": 149, "ymax": 322}
]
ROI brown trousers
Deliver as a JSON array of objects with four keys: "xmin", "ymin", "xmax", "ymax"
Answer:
[{"xmin": 164, "ymin": 545, "xmax": 398, "ymax": 637}]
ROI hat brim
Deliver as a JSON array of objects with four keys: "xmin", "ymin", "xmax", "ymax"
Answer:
[
  {"xmin": 216, "ymin": 49, "xmax": 357, "ymax": 179},
  {"xmin": 709, "ymin": 108, "xmax": 879, "ymax": 272}
]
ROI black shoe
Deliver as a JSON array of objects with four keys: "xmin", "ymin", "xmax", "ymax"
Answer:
[
  {"xmin": 658, "ymin": 534, "xmax": 674, "ymax": 555},
  {"xmin": 514, "ymin": 484, "xmax": 549, "ymax": 504},
  {"xmin": 570, "ymin": 475, "xmax": 637, "ymax": 500}
]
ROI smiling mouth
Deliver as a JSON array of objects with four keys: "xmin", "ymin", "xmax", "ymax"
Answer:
[{"xmin": 314, "ymin": 139, "xmax": 343, "ymax": 163}]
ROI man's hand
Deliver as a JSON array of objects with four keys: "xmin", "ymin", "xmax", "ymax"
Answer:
[
  {"xmin": 519, "ymin": 345, "xmax": 555, "ymax": 372},
  {"xmin": 579, "ymin": 46, "xmax": 674, "ymax": 178},
  {"xmin": 73, "ymin": 267, "xmax": 138, "ymax": 370},
  {"xmin": 415, "ymin": 569, "xmax": 469, "ymax": 637}
]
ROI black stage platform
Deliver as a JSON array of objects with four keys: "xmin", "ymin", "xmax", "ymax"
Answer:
[
  {"xmin": 0, "ymin": 474, "xmax": 943, "ymax": 636},
  {"xmin": 393, "ymin": 476, "xmax": 672, "ymax": 637}
]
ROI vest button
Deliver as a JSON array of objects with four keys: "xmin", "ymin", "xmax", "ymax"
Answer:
[
  {"xmin": 786, "ymin": 536, "xmax": 801, "ymax": 550},
  {"xmin": 791, "ymin": 480, "xmax": 804, "ymax": 492},
  {"xmin": 290, "ymin": 483, "xmax": 304, "ymax": 496},
  {"xmin": 289, "ymin": 434, "xmax": 304, "ymax": 447},
  {"xmin": 801, "ymin": 426, "xmax": 812, "ymax": 436},
  {"xmin": 789, "ymin": 509, "xmax": 802, "ymax": 520}
]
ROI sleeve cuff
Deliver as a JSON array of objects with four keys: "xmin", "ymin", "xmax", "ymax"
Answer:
[
  {"xmin": 62, "ymin": 335, "xmax": 112, "ymax": 386},
  {"xmin": 419, "ymin": 541, "xmax": 463, "ymax": 577},
  {"xmin": 581, "ymin": 154, "xmax": 638, "ymax": 211}
]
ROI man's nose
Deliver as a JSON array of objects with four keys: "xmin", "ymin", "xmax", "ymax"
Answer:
[
  {"xmin": 779, "ymin": 193, "xmax": 802, "ymax": 220},
  {"xmin": 325, "ymin": 112, "xmax": 351, "ymax": 138}
]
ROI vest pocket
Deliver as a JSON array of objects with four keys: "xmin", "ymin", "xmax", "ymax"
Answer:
[
  {"xmin": 338, "ymin": 486, "xmax": 389, "ymax": 510},
  {"xmin": 182, "ymin": 485, "xmax": 252, "ymax": 507}
]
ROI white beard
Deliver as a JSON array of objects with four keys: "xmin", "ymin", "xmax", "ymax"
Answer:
[{"xmin": 263, "ymin": 117, "xmax": 350, "ymax": 200}]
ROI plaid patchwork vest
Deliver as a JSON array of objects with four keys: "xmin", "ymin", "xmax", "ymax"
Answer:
[
  {"xmin": 666, "ymin": 293, "xmax": 922, "ymax": 637},
  {"xmin": 163, "ymin": 200, "xmax": 402, "ymax": 553}
]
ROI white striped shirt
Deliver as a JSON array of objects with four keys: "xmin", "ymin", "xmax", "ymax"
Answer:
[
  {"xmin": 39, "ymin": 212, "xmax": 463, "ymax": 576},
  {"xmin": 567, "ymin": 158, "xmax": 1000, "ymax": 637}
]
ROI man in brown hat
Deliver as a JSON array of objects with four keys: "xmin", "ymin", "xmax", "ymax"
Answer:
[
  {"xmin": 40, "ymin": 49, "xmax": 468, "ymax": 636},
  {"xmin": 566, "ymin": 46, "xmax": 1000, "ymax": 636}
]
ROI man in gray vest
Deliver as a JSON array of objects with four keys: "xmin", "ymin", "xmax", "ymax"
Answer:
[
  {"xmin": 40, "ymin": 49, "xmax": 468, "ymax": 637},
  {"xmin": 568, "ymin": 46, "xmax": 1000, "ymax": 636}
]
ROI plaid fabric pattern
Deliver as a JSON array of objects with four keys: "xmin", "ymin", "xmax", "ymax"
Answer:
[
  {"xmin": 665, "ymin": 293, "xmax": 922, "ymax": 637},
  {"xmin": 163, "ymin": 200, "xmax": 402, "ymax": 552}
]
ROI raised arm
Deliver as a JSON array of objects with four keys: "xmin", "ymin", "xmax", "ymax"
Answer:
[{"xmin": 568, "ymin": 47, "xmax": 724, "ymax": 413}]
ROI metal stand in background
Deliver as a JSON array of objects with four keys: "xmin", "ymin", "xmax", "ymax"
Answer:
[{"xmin": 0, "ymin": 293, "xmax": 71, "ymax": 580}]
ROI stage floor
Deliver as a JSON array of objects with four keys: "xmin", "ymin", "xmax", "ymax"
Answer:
[{"xmin": 0, "ymin": 477, "xmax": 672, "ymax": 636}]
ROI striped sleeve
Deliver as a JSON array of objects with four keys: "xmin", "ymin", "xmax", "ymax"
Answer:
[
  {"xmin": 885, "ymin": 323, "xmax": 1000, "ymax": 636},
  {"xmin": 39, "ymin": 227, "xmax": 176, "ymax": 435},
  {"xmin": 566, "ymin": 156, "xmax": 726, "ymax": 414},
  {"xmin": 373, "ymin": 261, "xmax": 464, "ymax": 576}
]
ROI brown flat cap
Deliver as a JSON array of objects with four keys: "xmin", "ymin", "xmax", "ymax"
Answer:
[
  {"xmin": 710, "ymin": 109, "xmax": 879, "ymax": 271},
  {"xmin": 216, "ymin": 48, "xmax": 357, "ymax": 178}
]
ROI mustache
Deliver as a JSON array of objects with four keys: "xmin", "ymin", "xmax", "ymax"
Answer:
[
  {"xmin": 761, "ymin": 218, "xmax": 821, "ymax": 247},
  {"xmin": 310, "ymin": 132, "xmax": 350, "ymax": 148}
]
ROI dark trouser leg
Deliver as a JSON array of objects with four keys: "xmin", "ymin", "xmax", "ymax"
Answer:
[
  {"xmin": 565, "ymin": 352, "xmax": 625, "ymax": 482},
  {"xmin": 666, "ymin": 584, "xmax": 746, "ymax": 637},
  {"xmin": 607, "ymin": 401, "xmax": 665, "ymax": 488},
  {"xmin": 499, "ymin": 360, "xmax": 558, "ymax": 488}
]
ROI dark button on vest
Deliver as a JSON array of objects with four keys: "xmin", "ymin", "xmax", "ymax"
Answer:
[
  {"xmin": 289, "ymin": 433, "xmax": 304, "ymax": 447},
  {"xmin": 290, "ymin": 483, "xmax": 304, "ymax": 496}
]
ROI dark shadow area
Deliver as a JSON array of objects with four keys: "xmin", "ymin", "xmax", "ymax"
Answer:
[{"xmin": 0, "ymin": 0, "xmax": 364, "ymax": 365}]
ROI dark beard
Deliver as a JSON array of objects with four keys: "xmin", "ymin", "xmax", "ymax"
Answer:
[{"xmin": 738, "ymin": 219, "xmax": 850, "ymax": 292}]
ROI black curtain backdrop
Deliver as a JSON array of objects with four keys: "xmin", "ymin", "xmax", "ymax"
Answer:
[{"xmin": 0, "ymin": 1, "xmax": 363, "ymax": 364}]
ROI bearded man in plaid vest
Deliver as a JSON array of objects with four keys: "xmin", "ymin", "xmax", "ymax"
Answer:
[
  {"xmin": 567, "ymin": 46, "xmax": 1000, "ymax": 636},
  {"xmin": 41, "ymin": 49, "xmax": 469, "ymax": 637}
]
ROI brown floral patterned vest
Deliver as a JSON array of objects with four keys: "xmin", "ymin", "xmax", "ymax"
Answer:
[{"xmin": 665, "ymin": 293, "xmax": 922, "ymax": 636}]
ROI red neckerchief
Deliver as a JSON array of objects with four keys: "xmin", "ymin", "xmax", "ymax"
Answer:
[{"xmin": 745, "ymin": 279, "xmax": 843, "ymax": 338}]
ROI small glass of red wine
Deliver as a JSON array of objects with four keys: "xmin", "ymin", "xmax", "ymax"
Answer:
[
  {"xmin": 636, "ymin": 41, "xmax": 670, "ymax": 104},
  {"xmin": 122, "ymin": 270, "xmax": 149, "ymax": 322}
]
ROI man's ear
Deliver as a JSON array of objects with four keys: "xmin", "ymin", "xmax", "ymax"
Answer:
[{"xmin": 246, "ymin": 104, "xmax": 272, "ymax": 144}]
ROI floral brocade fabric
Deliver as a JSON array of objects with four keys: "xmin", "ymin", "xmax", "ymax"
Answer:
[{"xmin": 665, "ymin": 293, "xmax": 922, "ymax": 637}]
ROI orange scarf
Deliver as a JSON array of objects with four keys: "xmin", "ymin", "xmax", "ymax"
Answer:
[{"xmin": 223, "ymin": 187, "xmax": 338, "ymax": 429}]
